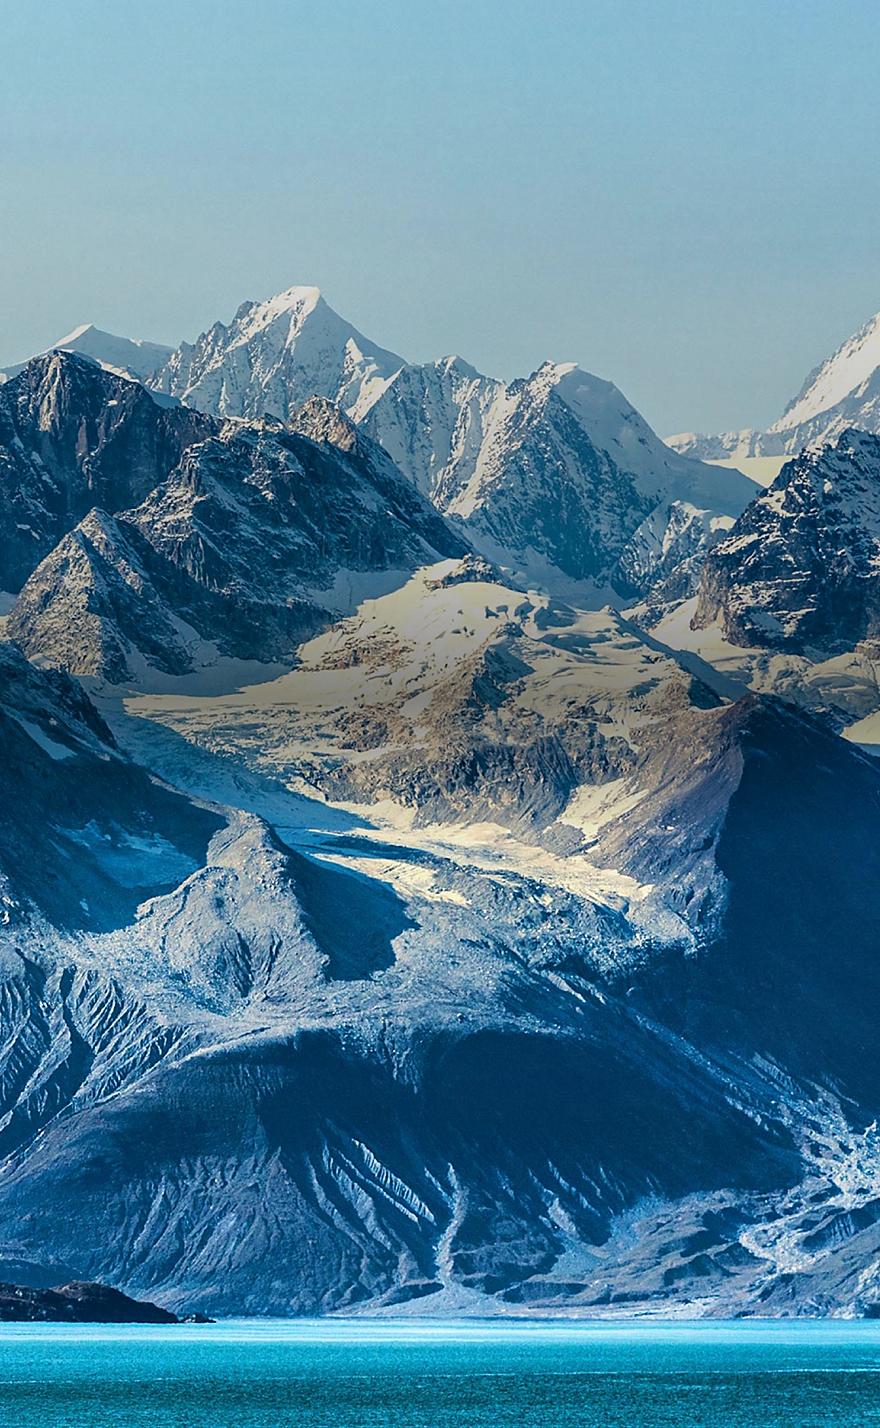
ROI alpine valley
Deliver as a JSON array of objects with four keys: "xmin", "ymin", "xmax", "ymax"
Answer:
[{"xmin": 2, "ymin": 287, "xmax": 880, "ymax": 1321}]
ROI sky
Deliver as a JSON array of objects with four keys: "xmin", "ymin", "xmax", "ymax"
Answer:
[{"xmin": 1, "ymin": 0, "xmax": 879, "ymax": 435}]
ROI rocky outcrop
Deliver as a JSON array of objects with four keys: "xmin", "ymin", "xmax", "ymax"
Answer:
[
  {"xmin": 0, "ymin": 351, "xmax": 210, "ymax": 591},
  {"xmin": 693, "ymin": 430, "xmax": 880, "ymax": 653},
  {"xmin": 0, "ymin": 1281, "xmax": 179, "ymax": 1323},
  {"xmin": 8, "ymin": 394, "xmax": 468, "ymax": 682}
]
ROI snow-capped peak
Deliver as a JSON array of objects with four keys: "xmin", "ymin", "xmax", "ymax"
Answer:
[
  {"xmin": 150, "ymin": 284, "xmax": 404, "ymax": 422},
  {"xmin": 0, "ymin": 324, "xmax": 173, "ymax": 384},
  {"xmin": 677, "ymin": 306, "xmax": 880, "ymax": 462},
  {"xmin": 54, "ymin": 322, "xmax": 95, "ymax": 345},
  {"xmin": 232, "ymin": 284, "xmax": 324, "ymax": 339},
  {"xmin": 772, "ymin": 309, "xmax": 880, "ymax": 433},
  {"xmin": 435, "ymin": 354, "xmax": 482, "ymax": 379},
  {"xmin": 531, "ymin": 361, "xmax": 754, "ymax": 517}
]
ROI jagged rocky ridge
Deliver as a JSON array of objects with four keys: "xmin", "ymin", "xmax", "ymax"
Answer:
[
  {"xmin": 151, "ymin": 285, "xmax": 403, "ymax": 421},
  {"xmin": 360, "ymin": 357, "xmax": 755, "ymax": 594},
  {"xmin": 145, "ymin": 286, "xmax": 756, "ymax": 597},
  {"xmin": 5, "ymin": 287, "xmax": 756, "ymax": 602},
  {"xmin": 0, "ymin": 352, "xmax": 209, "ymax": 592},
  {"xmin": 693, "ymin": 430, "xmax": 880, "ymax": 655},
  {"xmin": 5, "ymin": 357, "xmax": 466, "ymax": 680},
  {"xmin": 628, "ymin": 430, "xmax": 880, "ymax": 743}
]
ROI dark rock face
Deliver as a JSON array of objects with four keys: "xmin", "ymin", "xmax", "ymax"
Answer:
[
  {"xmin": 634, "ymin": 697, "xmax": 880, "ymax": 1103},
  {"xmin": 694, "ymin": 430, "xmax": 880, "ymax": 653},
  {"xmin": 0, "ymin": 1280, "xmax": 178, "ymax": 1323},
  {"xmin": 0, "ymin": 1018, "xmax": 798, "ymax": 1318},
  {"xmin": 0, "ymin": 352, "xmax": 211, "ymax": 591},
  {"xmin": 7, "ymin": 386, "xmax": 468, "ymax": 680}
]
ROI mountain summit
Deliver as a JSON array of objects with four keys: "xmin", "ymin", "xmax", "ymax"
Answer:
[
  {"xmin": 0, "ymin": 324, "xmax": 173, "ymax": 385},
  {"xmin": 142, "ymin": 284, "xmax": 757, "ymax": 599},
  {"xmin": 669, "ymin": 306, "xmax": 880, "ymax": 461},
  {"xmin": 150, "ymin": 285, "xmax": 404, "ymax": 421}
]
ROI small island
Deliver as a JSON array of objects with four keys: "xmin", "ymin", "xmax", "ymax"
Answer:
[{"xmin": 0, "ymin": 1281, "xmax": 205, "ymax": 1324}]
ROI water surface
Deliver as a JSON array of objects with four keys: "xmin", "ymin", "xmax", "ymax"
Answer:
[{"xmin": 1, "ymin": 1318, "xmax": 879, "ymax": 1426}]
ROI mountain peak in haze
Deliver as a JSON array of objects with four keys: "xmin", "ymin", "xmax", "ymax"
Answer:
[
  {"xmin": 771, "ymin": 308, "xmax": 880, "ymax": 434},
  {"xmin": 669, "ymin": 306, "xmax": 880, "ymax": 462},
  {"xmin": 0, "ymin": 324, "xmax": 173, "ymax": 384},
  {"xmin": 150, "ymin": 284, "xmax": 404, "ymax": 421}
]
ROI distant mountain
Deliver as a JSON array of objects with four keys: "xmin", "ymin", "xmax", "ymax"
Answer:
[
  {"xmin": 150, "ymin": 285, "xmax": 404, "ymax": 421},
  {"xmin": 669, "ymin": 308, "xmax": 880, "ymax": 460},
  {"xmin": 665, "ymin": 428, "xmax": 779, "ymax": 462},
  {"xmin": 361, "ymin": 357, "xmax": 756, "ymax": 595},
  {"xmin": 772, "ymin": 310, "xmax": 880, "ymax": 440},
  {"xmin": 357, "ymin": 355, "xmax": 504, "ymax": 504},
  {"xmin": 0, "ymin": 324, "xmax": 172, "ymax": 384}
]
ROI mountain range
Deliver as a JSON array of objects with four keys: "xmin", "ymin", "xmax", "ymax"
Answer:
[
  {"xmin": 3, "ymin": 288, "xmax": 757, "ymax": 601},
  {"xmin": 2, "ymin": 286, "xmax": 880, "ymax": 1318}
]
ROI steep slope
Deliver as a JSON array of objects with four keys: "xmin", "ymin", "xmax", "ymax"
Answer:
[
  {"xmin": 0, "ymin": 352, "xmax": 210, "ymax": 591},
  {"xmin": 693, "ymin": 429, "xmax": 880, "ymax": 655},
  {"xmin": 0, "ymin": 325, "xmax": 173, "ymax": 385},
  {"xmin": 771, "ymin": 309, "xmax": 880, "ymax": 439},
  {"xmin": 669, "ymin": 308, "xmax": 880, "ymax": 460},
  {"xmin": 9, "ymin": 403, "xmax": 468, "ymax": 681},
  {"xmin": 361, "ymin": 359, "xmax": 755, "ymax": 596},
  {"xmin": 150, "ymin": 286, "xmax": 404, "ymax": 421},
  {"xmin": 0, "ymin": 640, "xmax": 222, "ymax": 934},
  {"xmin": 358, "ymin": 356, "xmax": 505, "ymax": 503}
]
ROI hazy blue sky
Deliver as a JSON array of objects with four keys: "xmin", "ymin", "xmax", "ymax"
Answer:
[{"xmin": 2, "ymin": 0, "xmax": 879, "ymax": 433}]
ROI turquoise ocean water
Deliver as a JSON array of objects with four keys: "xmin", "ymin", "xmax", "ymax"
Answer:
[{"xmin": 1, "ymin": 1318, "xmax": 880, "ymax": 1426}]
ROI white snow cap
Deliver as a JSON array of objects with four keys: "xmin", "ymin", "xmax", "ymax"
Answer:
[{"xmin": 772, "ymin": 309, "xmax": 880, "ymax": 432}]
